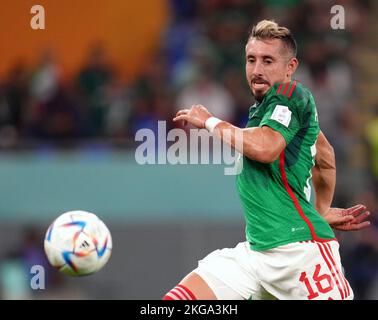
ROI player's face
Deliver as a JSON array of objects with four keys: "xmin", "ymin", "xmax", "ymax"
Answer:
[{"xmin": 245, "ymin": 38, "xmax": 297, "ymax": 101}]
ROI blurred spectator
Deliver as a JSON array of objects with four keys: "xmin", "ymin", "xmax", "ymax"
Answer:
[
  {"xmin": 76, "ymin": 44, "xmax": 114, "ymax": 137},
  {"xmin": 0, "ymin": 63, "xmax": 29, "ymax": 147},
  {"xmin": 3, "ymin": 63, "xmax": 28, "ymax": 131},
  {"xmin": 0, "ymin": 250, "xmax": 30, "ymax": 299},
  {"xmin": 327, "ymin": 106, "xmax": 369, "ymax": 207},
  {"xmin": 130, "ymin": 94, "xmax": 159, "ymax": 136},
  {"xmin": 339, "ymin": 191, "xmax": 378, "ymax": 300},
  {"xmin": 26, "ymin": 87, "xmax": 85, "ymax": 143},
  {"xmin": 176, "ymin": 67, "xmax": 235, "ymax": 123},
  {"xmin": 29, "ymin": 49, "xmax": 60, "ymax": 105},
  {"xmin": 221, "ymin": 68, "xmax": 251, "ymax": 128},
  {"xmin": 104, "ymin": 79, "xmax": 132, "ymax": 140},
  {"xmin": 169, "ymin": 36, "xmax": 219, "ymax": 90},
  {"xmin": 365, "ymin": 105, "xmax": 378, "ymax": 190},
  {"xmin": 0, "ymin": 227, "xmax": 51, "ymax": 299},
  {"xmin": 295, "ymin": 41, "xmax": 353, "ymax": 139},
  {"xmin": 205, "ymin": 10, "xmax": 249, "ymax": 75},
  {"xmin": 163, "ymin": 0, "xmax": 201, "ymax": 73}
]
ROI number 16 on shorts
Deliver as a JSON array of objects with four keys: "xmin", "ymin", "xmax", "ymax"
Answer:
[{"xmin": 299, "ymin": 263, "xmax": 352, "ymax": 300}]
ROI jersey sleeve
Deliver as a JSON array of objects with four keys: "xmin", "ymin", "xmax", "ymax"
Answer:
[{"xmin": 259, "ymin": 93, "xmax": 302, "ymax": 145}]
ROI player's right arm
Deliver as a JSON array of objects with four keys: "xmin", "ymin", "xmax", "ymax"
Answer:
[
  {"xmin": 214, "ymin": 122, "xmax": 286, "ymax": 164},
  {"xmin": 173, "ymin": 104, "xmax": 286, "ymax": 163}
]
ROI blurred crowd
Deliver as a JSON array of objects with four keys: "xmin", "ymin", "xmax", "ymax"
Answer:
[{"xmin": 0, "ymin": 0, "xmax": 377, "ymax": 299}]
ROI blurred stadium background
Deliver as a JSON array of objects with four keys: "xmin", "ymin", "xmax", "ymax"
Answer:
[{"xmin": 0, "ymin": 0, "xmax": 377, "ymax": 299}]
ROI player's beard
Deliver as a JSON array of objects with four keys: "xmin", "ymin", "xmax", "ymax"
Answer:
[
  {"xmin": 251, "ymin": 85, "xmax": 270, "ymax": 102},
  {"xmin": 253, "ymin": 90, "xmax": 265, "ymax": 102},
  {"xmin": 250, "ymin": 77, "xmax": 270, "ymax": 102}
]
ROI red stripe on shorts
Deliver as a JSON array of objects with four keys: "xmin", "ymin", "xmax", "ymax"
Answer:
[{"xmin": 315, "ymin": 242, "xmax": 344, "ymax": 299}]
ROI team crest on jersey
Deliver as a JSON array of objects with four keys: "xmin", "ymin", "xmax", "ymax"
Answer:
[{"xmin": 270, "ymin": 105, "xmax": 291, "ymax": 127}]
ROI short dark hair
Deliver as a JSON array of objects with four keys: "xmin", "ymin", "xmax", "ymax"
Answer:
[{"xmin": 249, "ymin": 20, "xmax": 297, "ymax": 57}]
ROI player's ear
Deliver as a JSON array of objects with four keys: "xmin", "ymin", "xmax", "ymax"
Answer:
[{"xmin": 287, "ymin": 57, "xmax": 298, "ymax": 77}]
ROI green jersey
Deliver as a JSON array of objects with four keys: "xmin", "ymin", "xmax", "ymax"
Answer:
[{"xmin": 236, "ymin": 80, "xmax": 335, "ymax": 251}]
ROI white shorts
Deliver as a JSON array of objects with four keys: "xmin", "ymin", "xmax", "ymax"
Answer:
[{"xmin": 194, "ymin": 240, "xmax": 353, "ymax": 300}]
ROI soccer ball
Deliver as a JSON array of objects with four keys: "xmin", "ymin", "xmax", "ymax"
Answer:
[{"xmin": 44, "ymin": 210, "xmax": 112, "ymax": 276}]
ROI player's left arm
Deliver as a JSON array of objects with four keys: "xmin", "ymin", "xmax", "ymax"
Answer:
[
  {"xmin": 312, "ymin": 131, "xmax": 370, "ymax": 231},
  {"xmin": 312, "ymin": 130, "xmax": 336, "ymax": 215}
]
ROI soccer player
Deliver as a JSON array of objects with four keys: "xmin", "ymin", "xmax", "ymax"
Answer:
[{"xmin": 166, "ymin": 20, "xmax": 370, "ymax": 300}]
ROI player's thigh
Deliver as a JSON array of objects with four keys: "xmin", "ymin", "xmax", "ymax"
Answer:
[
  {"xmin": 261, "ymin": 240, "xmax": 353, "ymax": 300},
  {"xmin": 192, "ymin": 242, "xmax": 260, "ymax": 300},
  {"xmin": 179, "ymin": 271, "xmax": 218, "ymax": 300}
]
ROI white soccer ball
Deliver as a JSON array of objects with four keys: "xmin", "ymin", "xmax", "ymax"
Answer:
[{"xmin": 44, "ymin": 210, "xmax": 112, "ymax": 276}]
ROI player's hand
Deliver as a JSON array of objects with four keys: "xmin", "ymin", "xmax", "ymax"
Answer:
[
  {"xmin": 173, "ymin": 105, "xmax": 212, "ymax": 129},
  {"xmin": 323, "ymin": 204, "xmax": 371, "ymax": 231}
]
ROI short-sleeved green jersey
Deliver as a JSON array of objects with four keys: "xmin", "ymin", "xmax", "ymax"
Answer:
[{"xmin": 236, "ymin": 80, "xmax": 335, "ymax": 251}]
